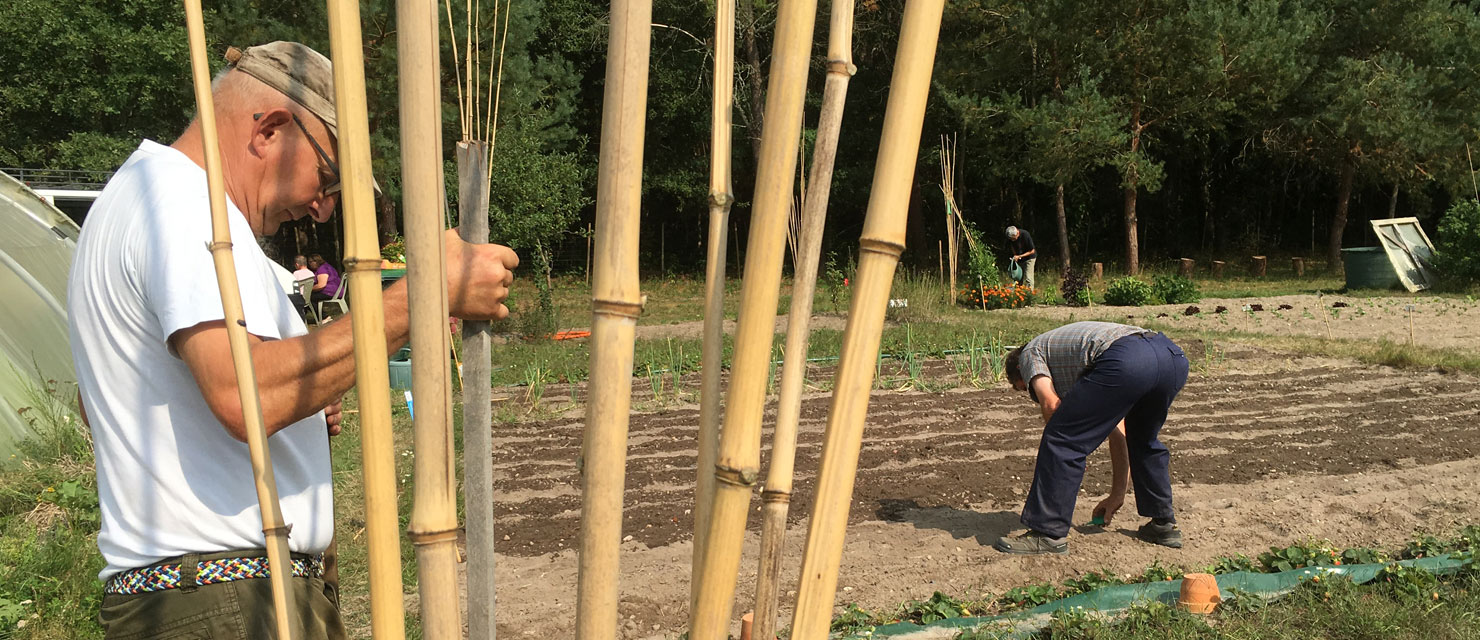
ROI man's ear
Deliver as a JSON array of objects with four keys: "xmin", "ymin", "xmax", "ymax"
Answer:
[{"xmin": 248, "ymin": 109, "xmax": 294, "ymax": 157}]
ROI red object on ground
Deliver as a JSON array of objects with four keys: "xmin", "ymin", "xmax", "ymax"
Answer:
[{"xmin": 551, "ymin": 330, "xmax": 592, "ymax": 341}]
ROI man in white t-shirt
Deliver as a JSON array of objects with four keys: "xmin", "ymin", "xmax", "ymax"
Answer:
[{"xmin": 68, "ymin": 42, "xmax": 518, "ymax": 639}]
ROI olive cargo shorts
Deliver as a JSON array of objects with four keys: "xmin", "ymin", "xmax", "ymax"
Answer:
[{"xmin": 99, "ymin": 551, "xmax": 347, "ymax": 640}]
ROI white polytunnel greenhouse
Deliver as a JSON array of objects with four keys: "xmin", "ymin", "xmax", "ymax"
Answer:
[{"xmin": 0, "ymin": 170, "xmax": 81, "ymax": 456}]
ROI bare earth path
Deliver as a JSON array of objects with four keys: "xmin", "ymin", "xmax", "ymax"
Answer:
[
  {"xmin": 1000, "ymin": 293, "xmax": 1480, "ymax": 351},
  {"xmin": 467, "ymin": 344, "xmax": 1480, "ymax": 638}
]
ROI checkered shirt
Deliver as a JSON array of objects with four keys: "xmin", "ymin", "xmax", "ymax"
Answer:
[{"xmin": 1019, "ymin": 321, "xmax": 1149, "ymax": 398}]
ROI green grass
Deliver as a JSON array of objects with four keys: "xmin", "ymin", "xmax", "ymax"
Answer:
[
  {"xmin": 0, "ymin": 378, "xmax": 103, "ymax": 640},
  {"xmin": 956, "ymin": 571, "xmax": 1480, "ymax": 639}
]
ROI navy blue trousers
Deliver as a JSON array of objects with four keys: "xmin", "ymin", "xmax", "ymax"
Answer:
[{"xmin": 1021, "ymin": 332, "xmax": 1188, "ymax": 538}]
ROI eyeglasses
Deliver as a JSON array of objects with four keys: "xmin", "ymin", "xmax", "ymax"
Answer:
[{"xmin": 254, "ymin": 112, "xmax": 341, "ymax": 197}]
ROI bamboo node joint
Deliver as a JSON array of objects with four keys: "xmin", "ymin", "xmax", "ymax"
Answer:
[
  {"xmin": 262, "ymin": 524, "xmax": 293, "ymax": 537},
  {"xmin": 826, "ymin": 59, "xmax": 857, "ymax": 77},
  {"xmin": 714, "ymin": 465, "xmax": 759, "ymax": 488},
  {"xmin": 407, "ymin": 527, "xmax": 461, "ymax": 546},
  {"xmin": 859, "ymin": 238, "xmax": 905, "ymax": 259},
  {"xmin": 760, "ymin": 489, "xmax": 792, "ymax": 504},
  {"xmin": 708, "ymin": 191, "xmax": 734, "ymax": 208},
  {"xmin": 592, "ymin": 297, "xmax": 644, "ymax": 319},
  {"xmin": 206, "ymin": 240, "xmax": 233, "ymax": 253},
  {"xmin": 343, "ymin": 257, "xmax": 383, "ymax": 273}
]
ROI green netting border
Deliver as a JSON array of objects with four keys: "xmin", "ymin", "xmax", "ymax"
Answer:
[{"xmin": 866, "ymin": 554, "xmax": 1469, "ymax": 638}]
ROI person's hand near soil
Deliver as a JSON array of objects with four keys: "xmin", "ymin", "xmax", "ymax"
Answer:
[
  {"xmin": 1093, "ymin": 420, "xmax": 1131, "ymax": 526},
  {"xmin": 1092, "ymin": 494, "xmax": 1124, "ymax": 525}
]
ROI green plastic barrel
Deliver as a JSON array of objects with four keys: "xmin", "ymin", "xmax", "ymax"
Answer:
[{"xmin": 1341, "ymin": 247, "xmax": 1401, "ymax": 290}]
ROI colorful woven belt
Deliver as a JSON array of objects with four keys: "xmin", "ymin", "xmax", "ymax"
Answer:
[{"xmin": 105, "ymin": 554, "xmax": 324, "ymax": 596}]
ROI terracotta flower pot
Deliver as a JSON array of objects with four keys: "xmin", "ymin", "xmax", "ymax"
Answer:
[{"xmin": 1178, "ymin": 573, "xmax": 1221, "ymax": 614}]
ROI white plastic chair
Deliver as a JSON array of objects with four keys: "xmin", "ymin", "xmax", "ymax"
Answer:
[
  {"xmin": 316, "ymin": 280, "xmax": 348, "ymax": 323},
  {"xmin": 295, "ymin": 278, "xmax": 320, "ymax": 325}
]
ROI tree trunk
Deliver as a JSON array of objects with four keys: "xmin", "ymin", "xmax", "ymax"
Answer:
[
  {"xmin": 739, "ymin": 0, "xmax": 765, "ymax": 162},
  {"xmin": 1055, "ymin": 183, "xmax": 1070, "ymax": 271},
  {"xmin": 1123, "ymin": 117, "xmax": 1142, "ymax": 275},
  {"xmin": 1387, "ymin": 183, "xmax": 1399, "ymax": 219},
  {"xmin": 1200, "ymin": 159, "xmax": 1214, "ymax": 251},
  {"xmin": 1010, "ymin": 183, "xmax": 1023, "ymax": 225},
  {"xmin": 1123, "ymin": 182, "xmax": 1139, "ymax": 275},
  {"xmin": 1327, "ymin": 159, "xmax": 1356, "ymax": 269}
]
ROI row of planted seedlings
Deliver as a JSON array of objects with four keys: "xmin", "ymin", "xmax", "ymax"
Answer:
[
  {"xmin": 488, "ymin": 326, "xmax": 1018, "ymax": 418},
  {"xmin": 826, "ymin": 525, "xmax": 1480, "ymax": 639}
]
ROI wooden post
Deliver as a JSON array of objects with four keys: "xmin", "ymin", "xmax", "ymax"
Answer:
[
  {"xmin": 585, "ymin": 223, "xmax": 593, "ymax": 284},
  {"xmin": 789, "ymin": 1, "xmax": 945, "ymax": 636},
  {"xmin": 1291, "ymin": 256, "xmax": 1305, "ymax": 277},
  {"xmin": 456, "ymin": 139, "xmax": 497, "ymax": 640},
  {"xmin": 689, "ymin": 0, "xmax": 817, "ymax": 633},
  {"xmin": 1179, "ymin": 258, "xmax": 1194, "ymax": 279},
  {"xmin": 182, "ymin": 5, "xmax": 297, "ymax": 637},
  {"xmin": 576, "ymin": 0, "xmax": 650, "ymax": 636},
  {"xmin": 691, "ymin": 0, "xmax": 735, "ymax": 612},
  {"xmin": 1211, "ymin": 260, "xmax": 1226, "ymax": 278},
  {"xmin": 751, "ymin": 1, "xmax": 855, "ymax": 637},
  {"xmin": 1091, "ymin": 262, "xmax": 1103, "ymax": 281},
  {"xmin": 325, "ymin": 0, "xmax": 408, "ymax": 637},
  {"xmin": 938, "ymin": 240, "xmax": 943, "ymax": 288},
  {"xmin": 1251, "ymin": 255, "xmax": 1267, "ymax": 277}
]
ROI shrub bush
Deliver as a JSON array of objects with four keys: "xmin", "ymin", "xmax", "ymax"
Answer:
[
  {"xmin": 1104, "ymin": 276, "xmax": 1154, "ymax": 306},
  {"xmin": 1435, "ymin": 199, "xmax": 1480, "ymax": 283},
  {"xmin": 959, "ymin": 223, "xmax": 1002, "ymax": 289},
  {"xmin": 1152, "ymin": 274, "xmax": 1200, "ymax": 304},
  {"xmin": 1060, "ymin": 269, "xmax": 1092, "ymax": 306}
]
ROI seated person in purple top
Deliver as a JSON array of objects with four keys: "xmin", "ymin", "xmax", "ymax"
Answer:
[{"xmin": 308, "ymin": 253, "xmax": 342, "ymax": 304}]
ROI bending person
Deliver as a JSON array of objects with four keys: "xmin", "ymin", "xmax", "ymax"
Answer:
[{"xmin": 995, "ymin": 321, "xmax": 1187, "ymax": 555}]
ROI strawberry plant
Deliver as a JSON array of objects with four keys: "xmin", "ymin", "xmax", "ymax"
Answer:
[
  {"xmin": 1060, "ymin": 570, "xmax": 1124, "ymax": 595},
  {"xmin": 830, "ymin": 603, "xmax": 879, "ymax": 635},
  {"xmin": 998, "ymin": 582, "xmax": 1058, "ymax": 611},
  {"xmin": 1140, "ymin": 560, "xmax": 1185, "ymax": 582},
  {"xmin": 1204, "ymin": 553, "xmax": 1257, "ymax": 574},
  {"xmin": 1258, "ymin": 541, "xmax": 1340, "ymax": 572},
  {"xmin": 1376, "ymin": 563, "xmax": 1441, "ymax": 602},
  {"xmin": 897, "ymin": 592, "xmax": 972, "ymax": 624}
]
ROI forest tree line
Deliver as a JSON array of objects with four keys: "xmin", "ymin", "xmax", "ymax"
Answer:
[{"xmin": 3, "ymin": 0, "xmax": 1479, "ymax": 276}]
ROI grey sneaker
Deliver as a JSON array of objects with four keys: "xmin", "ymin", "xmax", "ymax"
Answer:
[
  {"xmin": 1138, "ymin": 519, "xmax": 1184, "ymax": 548},
  {"xmin": 994, "ymin": 530, "xmax": 1069, "ymax": 555}
]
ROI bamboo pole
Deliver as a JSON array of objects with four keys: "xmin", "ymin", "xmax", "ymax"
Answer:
[
  {"xmin": 690, "ymin": 0, "xmax": 735, "ymax": 612},
  {"xmin": 397, "ymin": 1, "xmax": 462, "ymax": 637},
  {"xmin": 689, "ymin": 0, "xmax": 817, "ymax": 635},
  {"xmin": 575, "ymin": 0, "xmax": 650, "ymax": 636},
  {"xmin": 181, "ymin": 4, "xmax": 297, "ymax": 638},
  {"xmin": 326, "ymin": 1, "xmax": 408, "ymax": 637},
  {"xmin": 788, "ymin": 0, "xmax": 944, "ymax": 637},
  {"xmin": 751, "ymin": 1, "xmax": 854, "ymax": 637}
]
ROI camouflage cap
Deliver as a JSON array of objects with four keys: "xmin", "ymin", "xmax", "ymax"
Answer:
[
  {"xmin": 224, "ymin": 42, "xmax": 381, "ymax": 195},
  {"xmin": 225, "ymin": 42, "xmax": 338, "ymax": 138}
]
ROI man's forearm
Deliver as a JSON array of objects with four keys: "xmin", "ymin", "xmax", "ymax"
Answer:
[
  {"xmin": 1107, "ymin": 420, "xmax": 1130, "ymax": 493},
  {"xmin": 253, "ymin": 279, "xmax": 413, "ymax": 435}
]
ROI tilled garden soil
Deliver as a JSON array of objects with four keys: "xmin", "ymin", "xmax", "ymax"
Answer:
[{"xmin": 478, "ymin": 346, "xmax": 1480, "ymax": 638}]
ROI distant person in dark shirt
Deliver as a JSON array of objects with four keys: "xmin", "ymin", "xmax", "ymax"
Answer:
[
  {"xmin": 308, "ymin": 253, "xmax": 341, "ymax": 304},
  {"xmin": 1006, "ymin": 226, "xmax": 1036, "ymax": 289}
]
